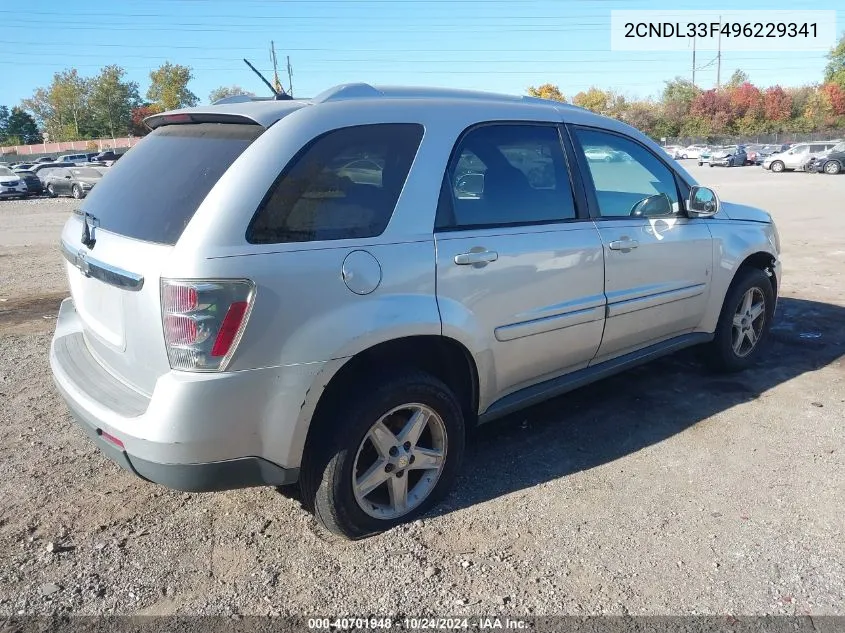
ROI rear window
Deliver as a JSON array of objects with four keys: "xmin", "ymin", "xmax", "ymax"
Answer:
[
  {"xmin": 247, "ymin": 123, "xmax": 424, "ymax": 244},
  {"xmin": 80, "ymin": 123, "xmax": 262, "ymax": 245}
]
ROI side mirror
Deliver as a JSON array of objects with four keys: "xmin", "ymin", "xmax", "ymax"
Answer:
[{"xmin": 687, "ymin": 185, "xmax": 719, "ymax": 217}]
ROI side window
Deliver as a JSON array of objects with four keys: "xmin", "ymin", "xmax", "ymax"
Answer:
[
  {"xmin": 247, "ymin": 124, "xmax": 424, "ymax": 244},
  {"xmin": 573, "ymin": 127, "xmax": 680, "ymax": 219},
  {"xmin": 438, "ymin": 124, "xmax": 576, "ymax": 230}
]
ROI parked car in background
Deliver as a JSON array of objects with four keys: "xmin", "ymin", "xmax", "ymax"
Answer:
[
  {"xmin": 662, "ymin": 145, "xmax": 685, "ymax": 159},
  {"xmin": 93, "ymin": 150, "xmax": 122, "ymax": 164},
  {"xmin": 30, "ymin": 162, "xmax": 68, "ymax": 182},
  {"xmin": 43, "ymin": 166, "xmax": 103, "ymax": 198},
  {"xmin": 697, "ymin": 147, "xmax": 714, "ymax": 166},
  {"xmin": 744, "ymin": 145, "xmax": 764, "ymax": 165},
  {"xmin": 0, "ymin": 165, "xmax": 28, "ymax": 198},
  {"xmin": 11, "ymin": 162, "xmax": 35, "ymax": 171},
  {"xmin": 15, "ymin": 169, "xmax": 44, "ymax": 196},
  {"xmin": 762, "ymin": 141, "xmax": 841, "ymax": 172},
  {"xmin": 807, "ymin": 141, "xmax": 845, "ymax": 175},
  {"xmin": 34, "ymin": 156, "xmax": 57, "ymax": 163},
  {"xmin": 682, "ymin": 145, "xmax": 707, "ymax": 159},
  {"xmin": 58, "ymin": 153, "xmax": 90, "ymax": 165},
  {"xmin": 709, "ymin": 145, "xmax": 748, "ymax": 167},
  {"xmin": 49, "ymin": 84, "xmax": 782, "ymax": 539}
]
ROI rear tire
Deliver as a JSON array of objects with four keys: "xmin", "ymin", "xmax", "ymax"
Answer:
[
  {"xmin": 72, "ymin": 185, "xmax": 83, "ymax": 199},
  {"xmin": 46, "ymin": 184, "xmax": 56, "ymax": 198},
  {"xmin": 301, "ymin": 371, "xmax": 465, "ymax": 539},
  {"xmin": 704, "ymin": 267, "xmax": 775, "ymax": 373}
]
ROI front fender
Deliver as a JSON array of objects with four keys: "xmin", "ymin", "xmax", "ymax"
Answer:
[{"xmin": 698, "ymin": 219, "xmax": 779, "ymax": 333}]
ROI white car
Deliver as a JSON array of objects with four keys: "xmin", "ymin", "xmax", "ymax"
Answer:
[
  {"xmin": 0, "ymin": 166, "xmax": 28, "ymax": 199},
  {"xmin": 662, "ymin": 145, "xmax": 685, "ymax": 159},
  {"xmin": 682, "ymin": 145, "xmax": 707, "ymax": 159}
]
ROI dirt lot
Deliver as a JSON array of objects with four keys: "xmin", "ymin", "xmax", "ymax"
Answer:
[{"xmin": 0, "ymin": 165, "xmax": 843, "ymax": 618}]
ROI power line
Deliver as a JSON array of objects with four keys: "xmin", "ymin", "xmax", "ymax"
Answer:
[
  {"xmin": 0, "ymin": 51, "xmax": 827, "ymax": 63},
  {"xmin": 0, "ymin": 60, "xmax": 820, "ymax": 74}
]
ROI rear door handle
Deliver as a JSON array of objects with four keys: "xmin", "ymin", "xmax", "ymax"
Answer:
[
  {"xmin": 454, "ymin": 250, "xmax": 499, "ymax": 265},
  {"xmin": 608, "ymin": 239, "xmax": 639, "ymax": 251}
]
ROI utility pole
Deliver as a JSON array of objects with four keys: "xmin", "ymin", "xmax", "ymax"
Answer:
[
  {"xmin": 716, "ymin": 15, "xmax": 722, "ymax": 89},
  {"xmin": 286, "ymin": 55, "xmax": 293, "ymax": 97},
  {"xmin": 692, "ymin": 33, "xmax": 696, "ymax": 86}
]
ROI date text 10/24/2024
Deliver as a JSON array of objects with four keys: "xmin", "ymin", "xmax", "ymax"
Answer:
[
  {"xmin": 610, "ymin": 10, "xmax": 836, "ymax": 52},
  {"xmin": 307, "ymin": 617, "xmax": 529, "ymax": 630}
]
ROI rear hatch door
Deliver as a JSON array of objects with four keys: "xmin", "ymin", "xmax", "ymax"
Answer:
[{"xmin": 61, "ymin": 122, "xmax": 264, "ymax": 394}]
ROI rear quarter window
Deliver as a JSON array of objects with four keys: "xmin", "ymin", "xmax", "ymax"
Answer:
[{"xmin": 247, "ymin": 123, "xmax": 424, "ymax": 244}]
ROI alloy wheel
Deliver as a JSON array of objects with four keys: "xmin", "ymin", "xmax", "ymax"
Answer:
[
  {"xmin": 352, "ymin": 403, "xmax": 447, "ymax": 520},
  {"xmin": 731, "ymin": 287, "xmax": 766, "ymax": 358}
]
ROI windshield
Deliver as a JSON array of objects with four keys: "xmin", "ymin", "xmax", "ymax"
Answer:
[
  {"xmin": 0, "ymin": 167, "xmax": 15, "ymax": 177},
  {"xmin": 80, "ymin": 122, "xmax": 263, "ymax": 245}
]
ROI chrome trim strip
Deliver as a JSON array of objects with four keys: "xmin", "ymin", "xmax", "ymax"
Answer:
[
  {"xmin": 494, "ymin": 305, "xmax": 604, "ymax": 342},
  {"xmin": 60, "ymin": 241, "xmax": 144, "ymax": 291},
  {"xmin": 606, "ymin": 283, "xmax": 705, "ymax": 318}
]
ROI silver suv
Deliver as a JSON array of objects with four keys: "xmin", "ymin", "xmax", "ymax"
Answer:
[
  {"xmin": 762, "ymin": 141, "xmax": 841, "ymax": 172},
  {"xmin": 50, "ymin": 84, "xmax": 781, "ymax": 538}
]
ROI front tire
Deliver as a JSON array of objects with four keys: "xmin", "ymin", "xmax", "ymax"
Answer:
[
  {"xmin": 824, "ymin": 160, "xmax": 841, "ymax": 175},
  {"xmin": 302, "ymin": 372, "xmax": 466, "ymax": 539},
  {"xmin": 705, "ymin": 267, "xmax": 775, "ymax": 373},
  {"xmin": 46, "ymin": 184, "xmax": 57, "ymax": 198},
  {"xmin": 72, "ymin": 185, "xmax": 83, "ymax": 199},
  {"xmin": 770, "ymin": 161, "xmax": 785, "ymax": 173}
]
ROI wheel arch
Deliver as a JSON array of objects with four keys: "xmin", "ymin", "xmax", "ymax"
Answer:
[
  {"xmin": 299, "ymin": 335, "xmax": 479, "ymax": 466},
  {"xmin": 736, "ymin": 251, "xmax": 778, "ymax": 298}
]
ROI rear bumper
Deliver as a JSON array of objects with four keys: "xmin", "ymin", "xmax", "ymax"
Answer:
[
  {"xmin": 66, "ymin": 394, "xmax": 299, "ymax": 491},
  {"xmin": 49, "ymin": 298, "xmax": 324, "ymax": 491}
]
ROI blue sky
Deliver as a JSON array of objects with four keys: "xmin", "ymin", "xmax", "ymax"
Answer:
[{"xmin": 1, "ymin": 0, "xmax": 841, "ymax": 107}]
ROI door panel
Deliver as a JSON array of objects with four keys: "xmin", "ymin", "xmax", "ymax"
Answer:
[
  {"xmin": 435, "ymin": 122, "xmax": 606, "ymax": 402},
  {"xmin": 436, "ymin": 225, "xmax": 606, "ymax": 397},
  {"xmin": 592, "ymin": 218, "xmax": 711, "ymax": 362},
  {"xmin": 569, "ymin": 126, "xmax": 713, "ymax": 362}
]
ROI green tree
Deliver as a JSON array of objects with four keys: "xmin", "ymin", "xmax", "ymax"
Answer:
[
  {"xmin": 147, "ymin": 62, "xmax": 198, "ymax": 111},
  {"xmin": 208, "ymin": 85, "xmax": 256, "ymax": 104},
  {"xmin": 526, "ymin": 83, "xmax": 567, "ymax": 102},
  {"xmin": 572, "ymin": 87, "xmax": 613, "ymax": 114},
  {"xmin": 0, "ymin": 106, "xmax": 9, "ymax": 143},
  {"xmin": 823, "ymin": 31, "xmax": 845, "ymax": 90},
  {"xmin": 726, "ymin": 69, "xmax": 750, "ymax": 89},
  {"xmin": 89, "ymin": 65, "xmax": 141, "ymax": 137},
  {"xmin": 660, "ymin": 77, "xmax": 701, "ymax": 136},
  {"xmin": 22, "ymin": 69, "xmax": 92, "ymax": 141},
  {"xmin": 6, "ymin": 107, "xmax": 42, "ymax": 144}
]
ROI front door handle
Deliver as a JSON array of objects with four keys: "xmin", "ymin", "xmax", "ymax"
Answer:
[
  {"xmin": 454, "ymin": 250, "xmax": 499, "ymax": 265},
  {"xmin": 608, "ymin": 238, "xmax": 639, "ymax": 251}
]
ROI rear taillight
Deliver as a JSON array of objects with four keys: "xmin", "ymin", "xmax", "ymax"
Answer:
[{"xmin": 160, "ymin": 279, "xmax": 255, "ymax": 372}]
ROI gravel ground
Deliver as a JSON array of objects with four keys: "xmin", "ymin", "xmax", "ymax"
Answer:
[{"xmin": 0, "ymin": 167, "xmax": 843, "ymax": 618}]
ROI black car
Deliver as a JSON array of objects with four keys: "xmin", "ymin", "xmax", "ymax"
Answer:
[
  {"xmin": 43, "ymin": 166, "xmax": 104, "ymax": 199},
  {"xmin": 93, "ymin": 150, "xmax": 121, "ymax": 162},
  {"xmin": 34, "ymin": 156, "xmax": 57, "ymax": 164},
  {"xmin": 14, "ymin": 170, "xmax": 44, "ymax": 196},
  {"xmin": 807, "ymin": 142, "xmax": 845, "ymax": 174}
]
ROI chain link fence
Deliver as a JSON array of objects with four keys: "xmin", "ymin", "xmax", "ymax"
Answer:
[{"xmin": 665, "ymin": 130, "xmax": 845, "ymax": 147}]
